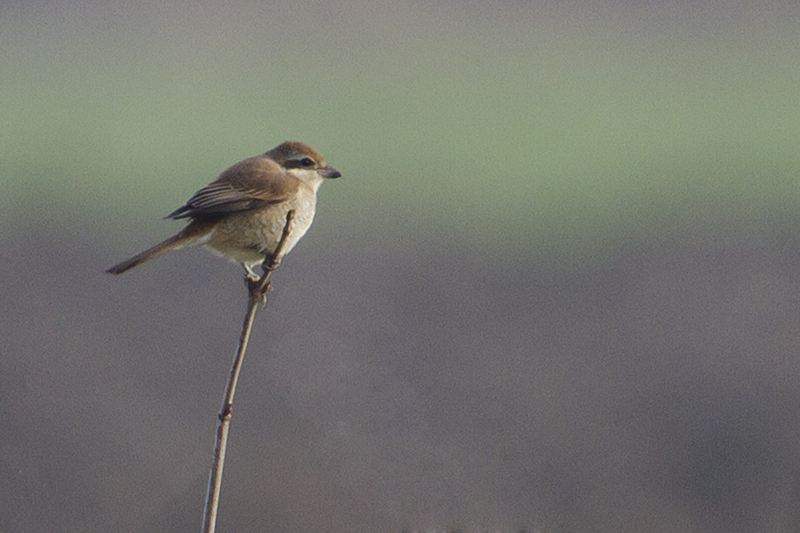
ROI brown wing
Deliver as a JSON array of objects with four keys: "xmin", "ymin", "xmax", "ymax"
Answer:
[{"xmin": 166, "ymin": 156, "xmax": 301, "ymax": 220}]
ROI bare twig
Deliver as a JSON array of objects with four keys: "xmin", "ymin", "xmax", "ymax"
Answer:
[{"xmin": 201, "ymin": 210, "xmax": 296, "ymax": 533}]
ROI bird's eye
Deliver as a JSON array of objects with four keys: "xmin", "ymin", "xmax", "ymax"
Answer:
[{"xmin": 299, "ymin": 157, "xmax": 315, "ymax": 167}]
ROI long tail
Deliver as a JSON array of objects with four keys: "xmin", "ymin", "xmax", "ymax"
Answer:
[
  {"xmin": 106, "ymin": 233, "xmax": 191, "ymax": 275},
  {"xmin": 108, "ymin": 220, "xmax": 216, "ymax": 275}
]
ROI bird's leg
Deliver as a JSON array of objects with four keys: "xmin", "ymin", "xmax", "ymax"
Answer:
[
  {"xmin": 242, "ymin": 263, "xmax": 260, "ymax": 283},
  {"xmin": 242, "ymin": 263, "xmax": 268, "ymax": 302},
  {"xmin": 242, "ymin": 261, "xmax": 272, "ymax": 304},
  {"xmin": 245, "ymin": 213, "xmax": 294, "ymax": 305}
]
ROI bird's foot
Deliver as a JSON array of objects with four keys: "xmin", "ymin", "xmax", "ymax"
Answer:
[
  {"xmin": 241, "ymin": 264, "xmax": 271, "ymax": 304},
  {"xmin": 242, "ymin": 263, "xmax": 260, "ymax": 280},
  {"xmin": 244, "ymin": 273, "xmax": 271, "ymax": 304},
  {"xmin": 244, "ymin": 271, "xmax": 261, "ymax": 285}
]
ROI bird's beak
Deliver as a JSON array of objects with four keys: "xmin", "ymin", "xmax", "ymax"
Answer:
[{"xmin": 319, "ymin": 166, "xmax": 341, "ymax": 179}]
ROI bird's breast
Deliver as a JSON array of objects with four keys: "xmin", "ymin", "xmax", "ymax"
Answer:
[{"xmin": 204, "ymin": 192, "xmax": 317, "ymax": 264}]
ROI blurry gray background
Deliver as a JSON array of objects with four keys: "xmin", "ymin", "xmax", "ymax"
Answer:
[{"xmin": 3, "ymin": 1, "xmax": 800, "ymax": 532}]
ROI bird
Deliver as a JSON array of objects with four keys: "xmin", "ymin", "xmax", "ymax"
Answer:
[{"xmin": 106, "ymin": 140, "xmax": 340, "ymax": 279}]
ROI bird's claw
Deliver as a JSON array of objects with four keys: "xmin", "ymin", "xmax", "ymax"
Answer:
[{"xmin": 244, "ymin": 273, "xmax": 271, "ymax": 304}]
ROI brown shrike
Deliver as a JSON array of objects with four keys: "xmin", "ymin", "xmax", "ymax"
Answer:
[{"xmin": 107, "ymin": 141, "xmax": 340, "ymax": 278}]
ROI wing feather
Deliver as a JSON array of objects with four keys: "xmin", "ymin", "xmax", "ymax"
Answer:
[{"xmin": 165, "ymin": 157, "xmax": 298, "ymax": 220}]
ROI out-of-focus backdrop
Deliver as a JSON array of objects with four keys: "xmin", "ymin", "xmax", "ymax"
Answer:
[{"xmin": 3, "ymin": 1, "xmax": 800, "ymax": 531}]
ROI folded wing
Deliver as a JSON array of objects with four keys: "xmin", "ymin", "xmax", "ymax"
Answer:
[{"xmin": 166, "ymin": 156, "xmax": 298, "ymax": 220}]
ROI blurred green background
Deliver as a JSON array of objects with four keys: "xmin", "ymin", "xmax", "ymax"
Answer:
[
  {"xmin": 3, "ymin": 1, "xmax": 800, "ymax": 532},
  {"xmin": 5, "ymin": 0, "xmax": 798, "ymax": 256}
]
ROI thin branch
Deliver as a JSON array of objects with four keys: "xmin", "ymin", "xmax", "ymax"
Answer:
[{"xmin": 201, "ymin": 210, "xmax": 296, "ymax": 533}]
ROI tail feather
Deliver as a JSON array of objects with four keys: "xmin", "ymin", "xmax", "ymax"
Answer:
[{"xmin": 106, "ymin": 233, "xmax": 189, "ymax": 275}]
